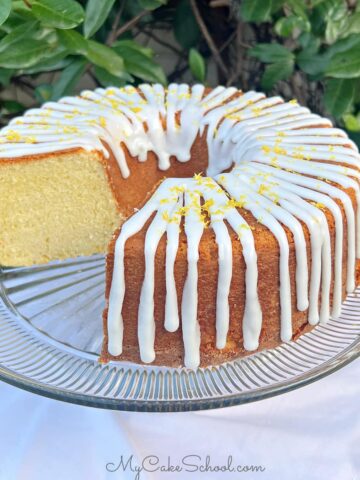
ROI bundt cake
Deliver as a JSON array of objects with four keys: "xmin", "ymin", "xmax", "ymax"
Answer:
[{"xmin": 0, "ymin": 84, "xmax": 359, "ymax": 369}]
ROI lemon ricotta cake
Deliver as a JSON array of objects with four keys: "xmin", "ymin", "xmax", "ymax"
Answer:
[{"xmin": 0, "ymin": 83, "xmax": 359, "ymax": 368}]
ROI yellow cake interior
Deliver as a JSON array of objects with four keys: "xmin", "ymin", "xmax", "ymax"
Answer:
[{"xmin": 0, "ymin": 150, "xmax": 121, "ymax": 266}]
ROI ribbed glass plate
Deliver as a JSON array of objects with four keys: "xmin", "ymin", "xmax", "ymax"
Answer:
[{"xmin": 0, "ymin": 255, "xmax": 359, "ymax": 412}]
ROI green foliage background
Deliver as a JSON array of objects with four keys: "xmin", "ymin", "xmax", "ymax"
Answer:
[{"xmin": 0, "ymin": 0, "xmax": 360, "ymax": 144}]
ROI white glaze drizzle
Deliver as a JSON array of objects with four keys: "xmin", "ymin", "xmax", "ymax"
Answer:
[{"xmin": 1, "ymin": 85, "xmax": 359, "ymax": 368}]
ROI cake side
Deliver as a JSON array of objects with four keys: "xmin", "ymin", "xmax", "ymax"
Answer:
[{"xmin": 101, "ymin": 187, "xmax": 360, "ymax": 367}]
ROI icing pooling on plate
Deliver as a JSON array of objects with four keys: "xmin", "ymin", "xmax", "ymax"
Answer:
[{"xmin": 1, "ymin": 84, "xmax": 359, "ymax": 368}]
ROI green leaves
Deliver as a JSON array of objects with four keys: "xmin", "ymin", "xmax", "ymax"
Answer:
[
  {"xmin": 1, "ymin": 100, "xmax": 25, "ymax": 117},
  {"xmin": 0, "ymin": 0, "xmax": 11, "ymax": 27},
  {"xmin": 35, "ymin": 84, "xmax": 53, "ymax": 103},
  {"xmin": 51, "ymin": 58, "xmax": 87, "ymax": 100},
  {"xmin": 322, "ymin": 1, "xmax": 360, "ymax": 44},
  {"xmin": 139, "ymin": 0, "xmax": 167, "ymax": 9},
  {"xmin": 242, "ymin": 2, "xmax": 360, "ymax": 114},
  {"xmin": 0, "ymin": 67, "xmax": 13, "ymax": 86},
  {"xmin": 323, "ymin": 0, "xmax": 349, "ymax": 44},
  {"xmin": 261, "ymin": 60, "xmax": 294, "ymax": 90},
  {"xmin": 22, "ymin": 45, "xmax": 70, "ymax": 74},
  {"xmin": 0, "ymin": 0, "xmax": 170, "ymax": 125},
  {"xmin": 326, "ymin": 46, "xmax": 360, "ymax": 78},
  {"xmin": 86, "ymin": 41, "xmax": 125, "ymax": 77},
  {"xmin": 2, "ymin": 100, "xmax": 24, "ymax": 113},
  {"xmin": 0, "ymin": 21, "xmax": 40, "ymax": 52},
  {"xmin": 324, "ymin": 78, "xmax": 355, "ymax": 117},
  {"xmin": 249, "ymin": 43, "xmax": 293, "ymax": 63},
  {"xmin": 345, "ymin": 12, "xmax": 360, "ymax": 37},
  {"xmin": 174, "ymin": 0, "xmax": 200, "ymax": 50},
  {"xmin": 56, "ymin": 29, "xmax": 88, "ymax": 54},
  {"xmin": 296, "ymin": 39, "xmax": 328, "ymax": 76},
  {"xmin": 113, "ymin": 40, "xmax": 166, "ymax": 84},
  {"xmin": 57, "ymin": 30, "xmax": 127, "ymax": 78},
  {"xmin": 249, "ymin": 43, "xmax": 294, "ymax": 89},
  {"xmin": 240, "ymin": 0, "xmax": 273, "ymax": 23},
  {"xmin": 0, "ymin": 0, "xmax": 170, "ymax": 96},
  {"xmin": 343, "ymin": 113, "xmax": 360, "ymax": 132},
  {"xmin": 31, "ymin": 0, "xmax": 84, "ymax": 30},
  {"xmin": 275, "ymin": 15, "xmax": 310, "ymax": 37},
  {"xmin": 94, "ymin": 66, "xmax": 128, "ymax": 88},
  {"xmin": 0, "ymin": 0, "xmax": 359, "ymax": 136},
  {"xmin": 326, "ymin": 33, "xmax": 360, "ymax": 57},
  {"xmin": 51, "ymin": 11, "xmax": 169, "ymax": 87},
  {"xmin": 83, "ymin": 0, "xmax": 116, "ymax": 38},
  {"xmin": 0, "ymin": 40, "xmax": 50, "ymax": 69},
  {"xmin": 189, "ymin": 48, "xmax": 206, "ymax": 82}
]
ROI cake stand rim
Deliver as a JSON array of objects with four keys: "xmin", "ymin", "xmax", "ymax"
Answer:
[
  {"xmin": 0, "ymin": 256, "xmax": 359, "ymax": 412},
  {"xmin": 0, "ymin": 334, "xmax": 358, "ymax": 412}
]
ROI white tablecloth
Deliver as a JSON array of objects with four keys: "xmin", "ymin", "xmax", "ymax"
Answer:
[{"xmin": 0, "ymin": 359, "xmax": 359, "ymax": 480}]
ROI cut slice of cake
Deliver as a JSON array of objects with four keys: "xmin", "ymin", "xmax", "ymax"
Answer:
[{"xmin": 0, "ymin": 149, "xmax": 121, "ymax": 266}]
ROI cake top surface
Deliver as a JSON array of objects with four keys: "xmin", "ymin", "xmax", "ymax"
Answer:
[{"xmin": 1, "ymin": 83, "xmax": 357, "ymax": 179}]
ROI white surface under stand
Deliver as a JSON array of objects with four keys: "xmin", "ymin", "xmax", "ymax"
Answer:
[{"xmin": 0, "ymin": 358, "xmax": 359, "ymax": 480}]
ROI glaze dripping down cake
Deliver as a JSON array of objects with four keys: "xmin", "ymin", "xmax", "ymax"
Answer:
[{"xmin": 0, "ymin": 84, "xmax": 359, "ymax": 369}]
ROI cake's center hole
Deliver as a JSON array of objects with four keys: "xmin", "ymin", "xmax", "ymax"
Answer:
[{"xmin": 110, "ymin": 136, "xmax": 210, "ymax": 218}]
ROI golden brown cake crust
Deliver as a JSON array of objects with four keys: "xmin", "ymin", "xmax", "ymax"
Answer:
[{"xmin": 101, "ymin": 207, "xmax": 360, "ymax": 368}]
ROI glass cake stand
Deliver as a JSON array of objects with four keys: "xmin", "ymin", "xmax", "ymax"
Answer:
[{"xmin": 0, "ymin": 254, "xmax": 359, "ymax": 412}]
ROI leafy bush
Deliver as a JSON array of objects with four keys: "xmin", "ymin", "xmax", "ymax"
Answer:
[
  {"xmin": 240, "ymin": 0, "xmax": 360, "ymax": 141},
  {"xmin": 0, "ymin": 0, "xmax": 360, "ymax": 144}
]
